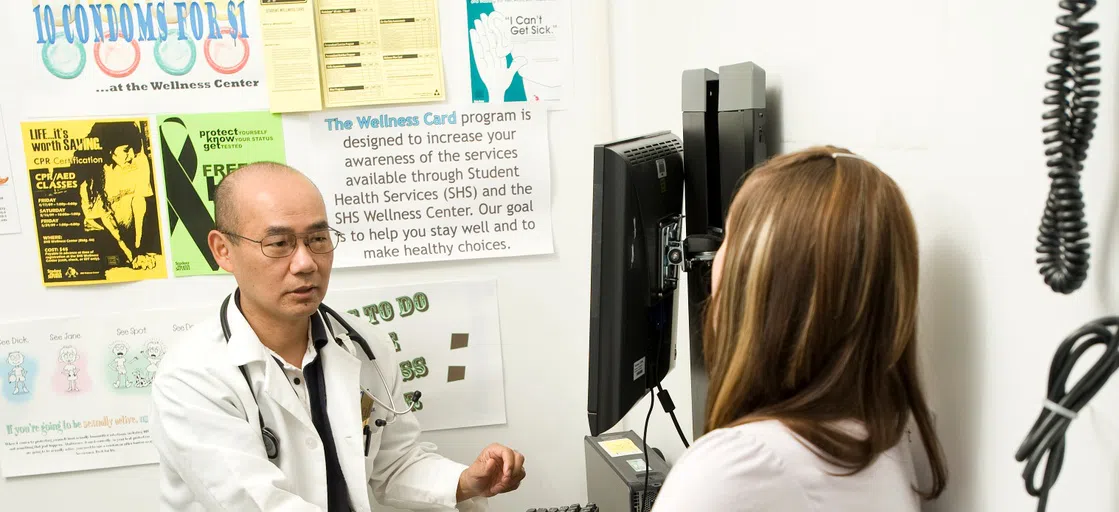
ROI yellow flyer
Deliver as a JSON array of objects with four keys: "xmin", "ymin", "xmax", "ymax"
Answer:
[{"xmin": 21, "ymin": 118, "xmax": 168, "ymax": 286}]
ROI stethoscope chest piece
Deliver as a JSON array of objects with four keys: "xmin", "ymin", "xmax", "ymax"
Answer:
[{"xmin": 263, "ymin": 427, "xmax": 279, "ymax": 459}]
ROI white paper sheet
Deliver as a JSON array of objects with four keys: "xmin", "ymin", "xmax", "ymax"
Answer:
[
  {"xmin": 325, "ymin": 277, "xmax": 507, "ymax": 431},
  {"xmin": 0, "ymin": 107, "xmax": 21, "ymax": 235},
  {"xmin": 0, "ymin": 306, "xmax": 208, "ymax": 477}
]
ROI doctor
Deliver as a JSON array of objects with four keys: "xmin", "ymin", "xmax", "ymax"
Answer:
[{"xmin": 150, "ymin": 162, "xmax": 525, "ymax": 511}]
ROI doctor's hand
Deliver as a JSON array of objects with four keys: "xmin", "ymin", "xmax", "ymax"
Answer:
[{"xmin": 456, "ymin": 443, "xmax": 526, "ymax": 501}]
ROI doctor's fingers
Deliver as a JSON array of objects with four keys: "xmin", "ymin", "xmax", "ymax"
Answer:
[
  {"xmin": 500, "ymin": 447, "xmax": 525, "ymax": 475},
  {"xmin": 505, "ymin": 466, "xmax": 527, "ymax": 492}
]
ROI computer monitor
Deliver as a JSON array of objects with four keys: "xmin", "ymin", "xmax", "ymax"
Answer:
[
  {"xmin": 586, "ymin": 62, "xmax": 768, "ymax": 440},
  {"xmin": 587, "ymin": 131, "xmax": 685, "ymax": 437}
]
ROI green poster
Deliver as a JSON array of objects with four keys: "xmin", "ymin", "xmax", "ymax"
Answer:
[{"xmin": 157, "ymin": 112, "xmax": 286, "ymax": 277}]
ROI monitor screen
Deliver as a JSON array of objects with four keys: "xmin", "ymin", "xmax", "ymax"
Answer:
[{"xmin": 587, "ymin": 131, "xmax": 685, "ymax": 437}]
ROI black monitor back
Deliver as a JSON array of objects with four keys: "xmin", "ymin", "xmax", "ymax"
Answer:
[{"xmin": 588, "ymin": 131, "xmax": 684, "ymax": 437}]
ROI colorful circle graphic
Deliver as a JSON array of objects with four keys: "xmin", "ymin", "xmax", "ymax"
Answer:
[
  {"xmin": 204, "ymin": 27, "xmax": 250, "ymax": 75},
  {"xmin": 94, "ymin": 33, "xmax": 141, "ymax": 78},
  {"xmin": 154, "ymin": 30, "xmax": 197, "ymax": 76},
  {"xmin": 41, "ymin": 38, "xmax": 87, "ymax": 79}
]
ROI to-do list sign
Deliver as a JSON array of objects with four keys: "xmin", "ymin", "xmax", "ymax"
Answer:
[{"xmin": 308, "ymin": 103, "xmax": 554, "ymax": 268}]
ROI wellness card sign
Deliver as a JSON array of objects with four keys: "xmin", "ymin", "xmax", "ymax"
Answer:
[
  {"xmin": 325, "ymin": 278, "xmax": 506, "ymax": 431},
  {"xmin": 0, "ymin": 306, "xmax": 208, "ymax": 477},
  {"xmin": 306, "ymin": 103, "xmax": 554, "ymax": 268},
  {"xmin": 16, "ymin": 0, "xmax": 268, "ymax": 118}
]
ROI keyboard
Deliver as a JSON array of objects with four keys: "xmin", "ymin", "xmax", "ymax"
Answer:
[{"xmin": 525, "ymin": 504, "xmax": 598, "ymax": 512}]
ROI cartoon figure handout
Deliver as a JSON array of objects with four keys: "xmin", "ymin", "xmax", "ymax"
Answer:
[
  {"xmin": 109, "ymin": 342, "xmax": 131, "ymax": 388},
  {"xmin": 59, "ymin": 345, "xmax": 80, "ymax": 392},
  {"xmin": 8, "ymin": 352, "xmax": 29, "ymax": 394},
  {"xmin": 134, "ymin": 341, "xmax": 165, "ymax": 388}
]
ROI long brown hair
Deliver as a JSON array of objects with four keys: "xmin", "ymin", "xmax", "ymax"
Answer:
[{"xmin": 702, "ymin": 145, "xmax": 947, "ymax": 499}]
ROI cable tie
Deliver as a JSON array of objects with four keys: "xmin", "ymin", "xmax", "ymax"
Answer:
[{"xmin": 1042, "ymin": 399, "xmax": 1078, "ymax": 420}]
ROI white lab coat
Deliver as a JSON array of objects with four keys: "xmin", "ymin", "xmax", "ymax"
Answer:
[{"xmin": 150, "ymin": 297, "xmax": 487, "ymax": 511}]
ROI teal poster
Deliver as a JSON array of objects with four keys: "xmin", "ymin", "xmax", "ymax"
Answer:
[{"xmin": 467, "ymin": 0, "xmax": 573, "ymax": 110}]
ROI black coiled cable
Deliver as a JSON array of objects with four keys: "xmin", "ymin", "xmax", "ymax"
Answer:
[
  {"xmin": 1015, "ymin": 317, "xmax": 1119, "ymax": 512},
  {"xmin": 1036, "ymin": 0, "xmax": 1100, "ymax": 294}
]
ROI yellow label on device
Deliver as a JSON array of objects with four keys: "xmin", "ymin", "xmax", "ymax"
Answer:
[{"xmin": 599, "ymin": 438, "xmax": 642, "ymax": 457}]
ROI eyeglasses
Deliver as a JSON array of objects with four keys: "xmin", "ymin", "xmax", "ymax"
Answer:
[{"xmin": 222, "ymin": 227, "xmax": 343, "ymax": 258}]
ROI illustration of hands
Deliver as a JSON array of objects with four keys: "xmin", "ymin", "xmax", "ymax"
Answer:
[
  {"xmin": 470, "ymin": 12, "xmax": 527, "ymax": 101},
  {"xmin": 132, "ymin": 253, "xmax": 158, "ymax": 271}
]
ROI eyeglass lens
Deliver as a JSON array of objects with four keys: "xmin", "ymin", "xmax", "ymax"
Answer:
[{"xmin": 260, "ymin": 229, "xmax": 339, "ymax": 257}]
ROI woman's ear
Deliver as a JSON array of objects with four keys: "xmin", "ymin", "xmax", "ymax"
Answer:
[{"xmin": 711, "ymin": 240, "xmax": 727, "ymax": 295}]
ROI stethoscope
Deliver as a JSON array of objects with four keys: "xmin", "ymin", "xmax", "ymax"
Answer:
[{"xmin": 220, "ymin": 292, "xmax": 417, "ymax": 460}]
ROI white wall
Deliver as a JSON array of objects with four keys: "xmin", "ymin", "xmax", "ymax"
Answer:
[
  {"xmin": 612, "ymin": 0, "xmax": 1119, "ymax": 511},
  {"xmin": 0, "ymin": 0, "xmax": 613, "ymax": 510}
]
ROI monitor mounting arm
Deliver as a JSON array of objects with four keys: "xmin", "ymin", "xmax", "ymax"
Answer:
[{"xmin": 659, "ymin": 214, "xmax": 722, "ymax": 292}]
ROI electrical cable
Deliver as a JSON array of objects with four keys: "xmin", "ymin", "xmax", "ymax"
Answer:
[
  {"xmin": 1014, "ymin": 316, "xmax": 1119, "ymax": 512},
  {"xmin": 641, "ymin": 385, "xmax": 654, "ymax": 511},
  {"xmin": 1035, "ymin": 0, "xmax": 1099, "ymax": 294},
  {"xmin": 655, "ymin": 384, "xmax": 690, "ymax": 449}
]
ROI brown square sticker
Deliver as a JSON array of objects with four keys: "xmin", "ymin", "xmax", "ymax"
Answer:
[
  {"xmin": 447, "ymin": 366, "xmax": 466, "ymax": 382},
  {"xmin": 450, "ymin": 333, "xmax": 469, "ymax": 350}
]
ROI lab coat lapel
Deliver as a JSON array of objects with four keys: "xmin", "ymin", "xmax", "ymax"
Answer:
[
  {"xmin": 223, "ymin": 300, "xmax": 316, "ymax": 434},
  {"xmin": 320, "ymin": 337, "xmax": 368, "ymax": 511},
  {"xmin": 261, "ymin": 359, "xmax": 317, "ymax": 433}
]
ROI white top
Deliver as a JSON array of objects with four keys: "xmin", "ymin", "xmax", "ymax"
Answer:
[{"xmin": 650, "ymin": 419, "xmax": 923, "ymax": 512}]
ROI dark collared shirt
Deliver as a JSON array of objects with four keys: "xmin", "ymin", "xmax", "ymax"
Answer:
[{"xmin": 303, "ymin": 314, "xmax": 352, "ymax": 512}]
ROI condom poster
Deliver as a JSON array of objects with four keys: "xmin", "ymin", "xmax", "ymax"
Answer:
[
  {"xmin": 467, "ymin": 0, "xmax": 573, "ymax": 110},
  {"xmin": 14, "ymin": 0, "xmax": 269, "ymax": 118},
  {"xmin": 325, "ymin": 277, "xmax": 507, "ymax": 431},
  {"xmin": 0, "ymin": 305, "xmax": 208, "ymax": 478},
  {"xmin": 157, "ymin": 111, "xmax": 287, "ymax": 277},
  {"xmin": 20, "ymin": 117, "xmax": 168, "ymax": 286}
]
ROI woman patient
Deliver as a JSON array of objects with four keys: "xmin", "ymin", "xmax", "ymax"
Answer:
[{"xmin": 651, "ymin": 146, "xmax": 947, "ymax": 510}]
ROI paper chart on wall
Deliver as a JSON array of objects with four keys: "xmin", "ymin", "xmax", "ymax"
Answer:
[
  {"xmin": 325, "ymin": 277, "xmax": 506, "ymax": 431},
  {"xmin": 14, "ymin": 0, "xmax": 269, "ymax": 118},
  {"xmin": 157, "ymin": 111, "xmax": 287, "ymax": 277},
  {"xmin": 306, "ymin": 102, "xmax": 554, "ymax": 268},
  {"xmin": 257, "ymin": 0, "xmax": 447, "ymax": 113},
  {"xmin": 0, "ymin": 306, "xmax": 209, "ymax": 478},
  {"xmin": 21, "ymin": 117, "xmax": 169, "ymax": 286},
  {"xmin": 0, "ymin": 108, "xmax": 23, "ymax": 235},
  {"xmin": 467, "ymin": 0, "xmax": 573, "ymax": 110}
]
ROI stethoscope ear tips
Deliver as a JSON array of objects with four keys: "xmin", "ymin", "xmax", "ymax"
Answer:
[{"xmin": 375, "ymin": 419, "xmax": 387, "ymax": 427}]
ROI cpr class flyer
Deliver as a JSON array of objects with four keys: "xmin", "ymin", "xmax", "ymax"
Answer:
[
  {"xmin": 21, "ymin": 118, "xmax": 168, "ymax": 286},
  {"xmin": 158, "ymin": 111, "xmax": 287, "ymax": 277}
]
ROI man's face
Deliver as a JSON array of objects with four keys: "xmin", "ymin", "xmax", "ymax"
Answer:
[{"xmin": 211, "ymin": 173, "xmax": 334, "ymax": 323}]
